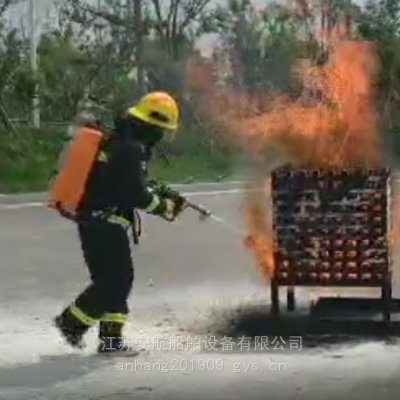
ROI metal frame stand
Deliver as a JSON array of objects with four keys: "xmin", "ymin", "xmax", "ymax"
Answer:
[
  {"xmin": 270, "ymin": 166, "xmax": 394, "ymax": 327},
  {"xmin": 270, "ymin": 281, "xmax": 296, "ymax": 315},
  {"xmin": 270, "ymin": 278, "xmax": 393, "ymax": 325}
]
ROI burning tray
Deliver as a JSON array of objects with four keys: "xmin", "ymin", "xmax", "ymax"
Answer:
[{"xmin": 271, "ymin": 166, "xmax": 392, "ymax": 287}]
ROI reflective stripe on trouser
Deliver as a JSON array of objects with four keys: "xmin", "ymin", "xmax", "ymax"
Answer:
[
  {"xmin": 74, "ymin": 220, "xmax": 134, "ymax": 322},
  {"xmin": 100, "ymin": 313, "xmax": 129, "ymax": 324},
  {"xmin": 68, "ymin": 303, "xmax": 97, "ymax": 326}
]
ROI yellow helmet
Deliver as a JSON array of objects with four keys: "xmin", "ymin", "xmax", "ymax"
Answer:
[{"xmin": 127, "ymin": 92, "xmax": 179, "ymax": 134}]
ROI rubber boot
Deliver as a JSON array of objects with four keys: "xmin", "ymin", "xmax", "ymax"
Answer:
[
  {"xmin": 97, "ymin": 321, "xmax": 134, "ymax": 354},
  {"xmin": 54, "ymin": 308, "xmax": 90, "ymax": 349}
]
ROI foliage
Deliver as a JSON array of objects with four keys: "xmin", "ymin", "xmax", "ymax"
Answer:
[
  {"xmin": 0, "ymin": 0, "xmax": 399, "ymax": 190},
  {"xmin": 0, "ymin": 127, "xmax": 233, "ymax": 192},
  {"xmin": 357, "ymin": 0, "xmax": 400, "ymax": 152}
]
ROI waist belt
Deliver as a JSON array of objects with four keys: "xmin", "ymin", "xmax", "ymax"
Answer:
[{"xmin": 55, "ymin": 206, "xmax": 142, "ymax": 245}]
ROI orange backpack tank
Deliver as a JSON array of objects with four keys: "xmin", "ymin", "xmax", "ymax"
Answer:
[{"xmin": 47, "ymin": 126, "xmax": 105, "ymax": 216}]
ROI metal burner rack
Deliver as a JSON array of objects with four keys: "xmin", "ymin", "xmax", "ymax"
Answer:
[{"xmin": 270, "ymin": 166, "xmax": 393, "ymax": 322}]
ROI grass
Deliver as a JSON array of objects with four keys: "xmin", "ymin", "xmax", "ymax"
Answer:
[
  {"xmin": 149, "ymin": 153, "xmax": 232, "ymax": 184},
  {"xmin": 0, "ymin": 129, "xmax": 233, "ymax": 193}
]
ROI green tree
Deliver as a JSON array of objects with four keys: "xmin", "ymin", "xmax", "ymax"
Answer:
[
  {"xmin": 357, "ymin": 0, "xmax": 400, "ymax": 153},
  {"xmin": 201, "ymin": 0, "xmax": 308, "ymax": 93}
]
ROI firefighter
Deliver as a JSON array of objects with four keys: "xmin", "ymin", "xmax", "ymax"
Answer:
[{"xmin": 53, "ymin": 91, "xmax": 185, "ymax": 354}]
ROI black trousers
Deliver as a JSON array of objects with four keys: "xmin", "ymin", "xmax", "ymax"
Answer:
[{"xmin": 74, "ymin": 220, "xmax": 134, "ymax": 319}]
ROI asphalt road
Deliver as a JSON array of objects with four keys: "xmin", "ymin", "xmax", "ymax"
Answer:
[{"xmin": 1, "ymin": 182, "xmax": 400, "ymax": 400}]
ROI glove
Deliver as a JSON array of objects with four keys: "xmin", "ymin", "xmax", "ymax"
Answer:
[
  {"xmin": 160, "ymin": 196, "xmax": 186, "ymax": 222},
  {"xmin": 148, "ymin": 179, "xmax": 168, "ymax": 195}
]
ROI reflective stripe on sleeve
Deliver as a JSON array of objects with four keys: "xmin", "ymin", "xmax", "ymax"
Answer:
[{"xmin": 144, "ymin": 194, "xmax": 160, "ymax": 212}]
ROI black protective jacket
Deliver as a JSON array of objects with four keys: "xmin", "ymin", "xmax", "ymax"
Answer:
[{"xmin": 77, "ymin": 131, "xmax": 162, "ymax": 223}]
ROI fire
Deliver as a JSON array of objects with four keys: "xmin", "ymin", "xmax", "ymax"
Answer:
[
  {"xmin": 230, "ymin": 33, "xmax": 381, "ymax": 170},
  {"xmin": 242, "ymin": 179, "xmax": 275, "ymax": 278},
  {"xmin": 186, "ymin": 14, "xmax": 398, "ymax": 280},
  {"xmin": 240, "ymin": 28, "xmax": 384, "ymax": 280}
]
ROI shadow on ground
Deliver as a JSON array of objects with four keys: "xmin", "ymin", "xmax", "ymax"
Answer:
[
  {"xmin": 0, "ymin": 353, "xmax": 111, "ymax": 389},
  {"xmin": 200, "ymin": 301, "xmax": 400, "ymax": 351}
]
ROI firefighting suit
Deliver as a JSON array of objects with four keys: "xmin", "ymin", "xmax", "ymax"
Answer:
[{"xmin": 54, "ymin": 116, "xmax": 184, "ymax": 353}]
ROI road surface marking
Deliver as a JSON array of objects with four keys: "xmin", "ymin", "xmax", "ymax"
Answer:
[{"xmin": 0, "ymin": 189, "xmax": 245, "ymax": 210}]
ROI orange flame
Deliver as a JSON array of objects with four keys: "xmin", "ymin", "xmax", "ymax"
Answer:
[
  {"xmin": 219, "ymin": 33, "xmax": 381, "ymax": 170},
  {"xmin": 242, "ymin": 177, "xmax": 275, "ymax": 279},
  {"xmin": 186, "ymin": 20, "xmax": 396, "ymax": 280}
]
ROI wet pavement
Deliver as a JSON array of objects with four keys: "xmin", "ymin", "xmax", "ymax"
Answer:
[{"xmin": 0, "ymin": 183, "xmax": 400, "ymax": 399}]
